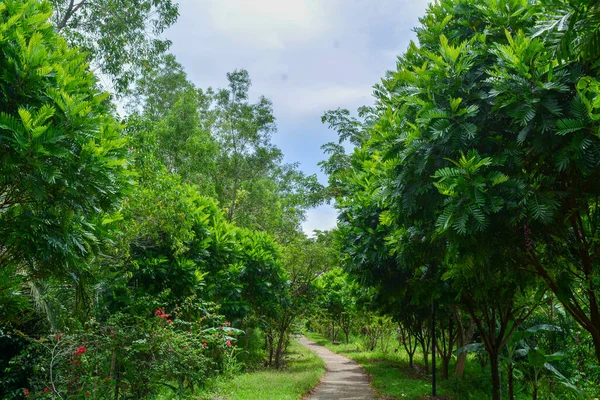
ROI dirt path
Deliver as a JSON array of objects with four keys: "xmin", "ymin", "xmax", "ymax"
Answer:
[{"xmin": 298, "ymin": 336, "xmax": 377, "ymax": 400}]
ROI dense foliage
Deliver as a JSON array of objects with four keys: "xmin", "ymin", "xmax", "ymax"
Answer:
[
  {"xmin": 319, "ymin": 0, "xmax": 600, "ymax": 399},
  {"xmin": 5, "ymin": 0, "xmax": 600, "ymax": 399},
  {"xmin": 0, "ymin": 1, "xmax": 327, "ymax": 399}
]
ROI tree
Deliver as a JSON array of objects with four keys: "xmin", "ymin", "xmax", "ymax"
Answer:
[
  {"xmin": 420, "ymin": 2, "xmax": 600, "ymax": 364},
  {"xmin": 316, "ymin": 268, "xmax": 358, "ymax": 344},
  {"xmin": 266, "ymin": 232, "xmax": 337, "ymax": 367},
  {"xmin": 207, "ymin": 70, "xmax": 322, "ymax": 240},
  {"xmin": 149, "ymin": 90, "xmax": 218, "ymax": 195},
  {"xmin": 319, "ymin": 1, "xmax": 600, "ymax": 398},
  {"xmin": 126, "ymin": 54, "xmax": 207, "ymax": 121},
  {"xmin": 0, "ymin": 0, "xmax": 130, "ymax": 300},
  {"xmin": 50, "ymin": 0, "xmax": 179, "ymax": 93},
  {"xmin": 211, "ymin": 69, "xmax": 279, "ymax": 222},
  {"xmin": 533, "ymin": 0, "xmax": 600, "ymax": 62}
]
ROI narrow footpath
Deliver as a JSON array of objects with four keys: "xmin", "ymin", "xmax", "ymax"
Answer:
[{"xmin": 298, "ymin": 336, "xmax": 377, "ymax": 400}]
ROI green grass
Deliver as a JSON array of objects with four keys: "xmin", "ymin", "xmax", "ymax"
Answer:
[
  {"xmin": 196, "ymin": 337, "xmax": 325, "ymax": 400},
  {"xmin": 304, "ymin": 332, "xmax": 500, "ymax": 400}
]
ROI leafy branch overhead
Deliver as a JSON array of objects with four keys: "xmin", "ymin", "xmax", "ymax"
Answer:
[{"xmin": 50, "ymin": 0, "xmax": 179, "ymax": 93}]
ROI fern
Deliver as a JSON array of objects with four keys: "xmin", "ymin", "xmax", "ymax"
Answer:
[
  {"xmin": 17, "ymin": 108, "xmax": 32, "ymax": 130},
  {"xmin": 0, "ymin": 112, "xmax": 24, "ymax": 134},
  {"xmin": 555, "ymin": 118, "xmax": 585, "ymax": 135}
]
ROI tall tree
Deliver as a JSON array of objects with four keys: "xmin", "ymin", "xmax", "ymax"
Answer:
[
  {"xmin": 50, "ymin": 0, "xmax": 179, "ymax": 93},
  {"xmin": 320, "ymin": 1, "xmax": 600, "ymax": 398},
  {"xmin": 0, "ymin": 0, "xmax": 130, "ymax": 290},
  {"xmin": 208, "ymin": 70, "xmax": 322, "ymax": 239},
  {"xmin": 533, "ymin": 0, "xmax": 600, "ymax": 62},
  {"xmin": 211, "ymin": 69, "xmax": 279, "ymax": 223}
]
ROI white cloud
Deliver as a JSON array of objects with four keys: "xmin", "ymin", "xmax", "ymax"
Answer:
[
  {"xmin": 302, "ymin": 204, "xmax": 338, "ymax": 237},
  {"xmin": 270, "ymin": 84, "xmax": 372, "ymax": 117},
  {"xmin": 197, "ymin": 0, "xmax": 331, "ymax": 50}
]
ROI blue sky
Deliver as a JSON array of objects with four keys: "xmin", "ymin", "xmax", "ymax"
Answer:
[{"xmin": 164, "ymin": 0, "xmax": 432, "ymax": 235}]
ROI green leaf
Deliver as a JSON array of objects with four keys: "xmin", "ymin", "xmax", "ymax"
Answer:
[{"xmin": 555, "ymin": 118, "xmax": 585, "ymax": 135}]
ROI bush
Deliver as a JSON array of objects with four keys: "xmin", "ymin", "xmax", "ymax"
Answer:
[{"xmin": 6, "ymin": 299, "xmax": 242, "ymax": 399}]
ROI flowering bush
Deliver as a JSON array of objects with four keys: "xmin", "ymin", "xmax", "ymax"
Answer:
[{"xmin": 8, "ymin": 298, "xmax": 243, "ymax": 399}]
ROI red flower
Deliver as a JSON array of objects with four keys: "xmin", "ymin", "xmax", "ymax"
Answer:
[
  {"xmin": 23, "ymin": 389, "xmax": 30, "ymax": 396},
  {"xmin": 86, "ymin": 391, "xmax": 90, "ymax": 397},
  {"xmin": 168, "ymin": 319, "xmax": 173, "ymax": 325},
  {"xmin": 44, "ymin": 388, "xmax": 49, "ymax": 393},
  {"xmin": 226, "ymin": 340, "xmax": 232, "ymax": 347},
  {"xmin": 73, "ymin": 346, "xmax": 87, "ymax": 355}
]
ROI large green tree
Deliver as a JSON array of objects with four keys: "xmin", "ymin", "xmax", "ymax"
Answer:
[
  {"xmin": 322, "ymin": 0, "xmax": 600, "ymax": 397},
  {"xmin": 50, "ymin": 0, "xmax": 179, "ymax": 93},
  {"xmin": 0, "ymin": 0, "xmax": 130, "ymax": 301}
]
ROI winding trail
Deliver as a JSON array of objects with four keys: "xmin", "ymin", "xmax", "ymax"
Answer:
[{"xmin": 298, "ymin": 336, "xmax": 377, "ymax": 400}]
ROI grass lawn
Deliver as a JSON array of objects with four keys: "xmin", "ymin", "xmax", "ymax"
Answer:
[
  {"xmin": 195, "ymin": 337, "xmax": 325, "ymax": 400},
  {"xmin": 304, "ymin": 332, "xmax": 502, "ymax": 400}
]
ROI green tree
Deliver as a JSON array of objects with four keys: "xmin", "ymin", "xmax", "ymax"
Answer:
[
  {"xmin": 316, "ymin": 268, "xmax": 358, "ymax": 344},
  {"xmin": 533, "ymin": 0, "xmax": 600, "ymax": 62},
  {"xmin": 51, "ymin": 0, "xmax": 179, "ymax": 93},
  {"xmin": 421, "ymin": 2, "xmax": 600, "ymax": 364},
  {"xmin": 319, "ymin": 1, "xmax": 600, "ymax": 398},
  {"xmin": 127, "ymin": 54, "xmax": 209, "ymax": 121},
  {"xmin": 208, "ymin": 70, "xmax": 322, "ymax": 239},
  {"xmin": 0, "ymin": 0, "xmax": 130, "ymax": 305},
  {"xmin": 211, "ymin": 69, "xmax": 280, "ymax": 222}
]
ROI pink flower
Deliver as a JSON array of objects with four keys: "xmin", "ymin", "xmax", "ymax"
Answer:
[
  {"xmin": 23, "ymin": 389, "xmax": 30, "ymax": 396},
  {"xmin": 202, "ymin": 341, "xmax": 207, "ymax": 347},
  {"xmin": 226, "ymin": 340, "xmax": 232, "ymax": 347},
  {"xmin": 44, "ymin": 388, "xmax": 49, "ymax": 393},
  {"xmin": 168, "ymin": 319, "xmax": 173, "ymax": 324}
]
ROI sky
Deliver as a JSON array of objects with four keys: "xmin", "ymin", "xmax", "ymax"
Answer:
[{"xmin": 164, "ymin": 0, "xmax": 432, "ymax": 236}]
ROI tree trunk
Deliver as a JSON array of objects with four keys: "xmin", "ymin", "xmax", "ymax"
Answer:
[
  {"xmin": 454, "ymin": 352, "xmax": 467, "ymax": 377},
  {"xmin": 110, "ymin": 349, "xmax": 119, "ymax": 400},
  {"xmin": 274, "ymin": 329, "xmax": 287, "ymax": 368},
  {"xmin": 331, "ymin": 320, "xmax": 336, "ymax": 342},
  {"xmin": 441, "ymin": 356, "xmax": 450, "ymax": 380},
  {"xmin": 507, "ymin": 363, "xmax": 515, "ymax": 400},
  {"xmin": 454, "ymin": 320, "xmax": 474, "ymax": 377},
  {"xmin": 245, "ymin": 324, "xmax": 250, "ymax": 354},
  {"xmin": 453, "ymin": 306, "xmax": 475, "ymax": 378},
  {"xmin": 421, "ymin": 340, "xmax": 430, "ymax": 374},
  {"xmin": 267, "ymin": 332, "xmax": 274, "ymax": 367},
  {"xmin": 490, "ymin": 352, "xmax": 502, "ymax": 400},
  {"xmin": 399, "ymin": 325, "xmax": 417, "ymax": 368},
  {"xmin": 435, "ymin": 315, "xmax": 456, "ymax": 381},
  {"xmin": 593, "ymin": 332, "xmax": 600, "ymax": 365}
]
